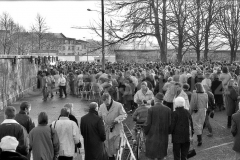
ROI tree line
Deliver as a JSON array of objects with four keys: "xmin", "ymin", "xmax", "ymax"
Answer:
[
  {"xmin": 92, "ymin": 0, "xmax": 240, "ymax": 63},
  {"xmin": 0, "ymin": 12, "xmax": 59, "ymax": 55}
]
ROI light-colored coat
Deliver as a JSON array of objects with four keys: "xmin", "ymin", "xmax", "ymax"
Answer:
[
  {"xmin": 98, "ymin": 100, "xmax": 127, "ymax": 157},
  {"xmin": 51, "ymin": 117, "xmax": 80, "ymax": 157},
  {"xmin": 190, "ymin": 92, "xmax": 208, "ymax": 135},
  {"xmin": 134, "ymin": 88, "xmax": 154, "ymax": 107}
]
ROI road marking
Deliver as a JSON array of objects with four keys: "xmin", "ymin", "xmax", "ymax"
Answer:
[
  {"xmin": 198, "ymin": 141, "xmax": 233, "ymax": 152},
  {"xmin": 213, "ymin": 119, "xmax": 226, "ymax": 129}
]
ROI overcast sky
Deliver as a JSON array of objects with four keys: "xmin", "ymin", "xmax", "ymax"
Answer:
[{"xmin": 0, "ymin": 1, "xmax": 103, "ymax": 40}]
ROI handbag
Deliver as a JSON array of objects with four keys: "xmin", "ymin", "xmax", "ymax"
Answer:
[
  {"xmin": 193, "ymin": 94, "xmax": 198, "ymax": 113},
  {"xmin": 187, "ymin": 148, "xmax": 196, "ymax": 159}
]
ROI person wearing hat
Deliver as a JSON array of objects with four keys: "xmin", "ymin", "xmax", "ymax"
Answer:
[
  {"xmin": 0, "ymin": 136, "xmax": 28, "ymax": 160},
  {"xmin": 51, "ymin": 108, "xmax": 80, "ymax": 160},
  {"xmin": 144, "ymin": 93, "xmax": 171, "ymax": 160},
  {"xmin": 80, "ymin": 102, "xmax": 108, "ymax": 160},
  {"xmin": 170, "ymin": 97, "xmax": 194, "ymax": 160}
]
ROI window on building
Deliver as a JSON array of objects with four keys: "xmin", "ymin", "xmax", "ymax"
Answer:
[
  {"xmin": 72, "ymin": 46, "xmax": 75, "ymax": 50},
  {"xmin": 63, "ymin": 46, "xmax": 65, "ymax": 50},
  {"xmin": 68, "ymin": 46, "xmax": 70, "ymax": 50}
]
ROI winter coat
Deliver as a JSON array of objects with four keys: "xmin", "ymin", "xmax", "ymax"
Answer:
[
  {"xmin": 170, "ymin": 107, "xmax": 194, "ymax": 144},
  {"xmin": 80, "ymin": 110, "xmax": 108, "ymax": 160},
  {"xmin": 231, "ymin": 110, "xmax": 240, "ymax": 152},
  {"xmin": 51, "ymin": 117, "xmax": 80, "ymax": 157},
  {"xmin": 0, "ymin": 151, "xmax": 28, "ymax": 160},
  {"xmin": 29, "ymin": 125, "xmax": 59, "ymax": 160},
  {"xmin": 15, "ymin": 110, "xmax": 35, "ymax": 133},
  {"xmin": 0, "ymin": 119, "xmax": 29, "ymax": 156},
  {"xmin": 134, "ymin": 88, "xmax": 154, "ymax": 107},
  {"xmin": 144, "ymin": 102, "xmax": 171, "ymax": 159},
  {"xmin": 98, "ymin": 100, "xmax": 127, "ymax": 157},
  {"xmin": 190, "ymin": 92, "xmax": 208, "ymax": 135},
  {"xmin": 173, "ymin": 90, "xmax": 190, "ymax": 111},
  {"xmin": 225, "ymin": 86, "xmax": 238, "ymax": 116},
  {"xmin": 211, "ymin": 78, "xmax": 223, "ymax": 106}
]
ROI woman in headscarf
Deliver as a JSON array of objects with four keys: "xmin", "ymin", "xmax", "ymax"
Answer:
[{"xmin": 190, "ymin": 83, "xmax": 208, "ymax": 146}]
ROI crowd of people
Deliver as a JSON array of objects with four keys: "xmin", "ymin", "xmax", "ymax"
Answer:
[{"xmin": 1, "ymin": 60, "xmax": 240, "ymax": 160}]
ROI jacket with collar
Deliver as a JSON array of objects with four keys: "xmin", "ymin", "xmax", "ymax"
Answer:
[
  {"xmin": 134, "ymin": 88, "xmax": 154, "ymax": 107},
  {"xmin": 231, "ymin": 111, "xmax": 240, "ymax": 152},
  {"xmin": 0, "ymin": 119, "xmax": 29, "ymax": 156},
  {"xmin": 0, "ymin": 151, "xmax": 28, "ymax": 160},
  {"xmin": 15, "ymin": 110, "xmax": 35, "ymax": 134},
  {"xmin": 51, "ymin": 117, "xmax": 80, "ymax": 157}
]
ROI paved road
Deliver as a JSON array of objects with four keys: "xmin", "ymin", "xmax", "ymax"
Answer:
[{"xmin": 0, "ymin": 90, "xmax": 237, "ymax": 160}]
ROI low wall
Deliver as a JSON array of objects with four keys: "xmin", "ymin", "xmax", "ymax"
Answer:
[{"xmin": 0, "ymin": 55, "xmax": 40, "ymax": 110}]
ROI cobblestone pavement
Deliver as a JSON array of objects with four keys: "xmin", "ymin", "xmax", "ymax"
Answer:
[{"xmin": 0, "ymin": 90, "xmax": 237, "ymax": 160}]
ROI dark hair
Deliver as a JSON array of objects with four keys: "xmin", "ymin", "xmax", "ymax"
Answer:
[
  {"xmin": 222, "ymin": 66, "xmax": 229, "ymax": 74},
  {"xmin": 38, "ymin": 112, "xmax": 48, "ymax": 125},
  {"xmin": 175, "ymin": 82, "xmax": 182, "ymax": 87},
  {"xmin": 5, "ymin": 106, "xmax": 16, "ymax": 119},
  {"xmin": 102, "ymin": 93, "xmax": 111, "ymax": 101},
  {"xmin": 20, "ymin": 102, "xmax": 31, "ymax": 111},
  {"xmin": 195, "ymin": 83, "xmax": 205, "ymax": 93},
  {"xmin": 60, "ymin": 108, "xmax": 69, "ymax": 117},
  {"xmin": 183, "ymin": 83, "xmax": 190, "ymax": 90}
]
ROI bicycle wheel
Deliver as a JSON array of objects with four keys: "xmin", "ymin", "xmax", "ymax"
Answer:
[{"xmin": 136, "ymin": 132, "xmax": 141, "ymax": 160}]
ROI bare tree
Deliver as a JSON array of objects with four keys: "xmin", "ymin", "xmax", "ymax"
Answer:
[
  {"xmin": 32, "ymin": 14, "xmax": 49, "ymax": 50},
  {"xmin": 0, "ymin": 12, "xmax": 17, "ymax": 55},
  {"xmin": 89, "ymin": 0, "xmax": 168, "ymax": 62},
  {"xmin": 168, "ymin": 0, "xmax": 192, "ymax": 63},
  {"xmin": 215, "ymin": 0, "xmax": 240, "ymax": 63}
]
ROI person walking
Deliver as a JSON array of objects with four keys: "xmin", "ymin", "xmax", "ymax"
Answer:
[
  {"xmin": 80, "ymin": 102, "xmax": 108, "ymax": 160},
  {"xmin": 51, "ymin": 108, "xmax": 80, "ymax": 160},
  {"xmin": 98, "ymin": 93, "xmax": 127, "ymax": 160},
  {"xmin": 225, "ymin": 79, "xmax": 238, "ymax": 128},
  {"xmin": 231, "ymin": 102, "xmax": 240, "ymax": 160},
  {"xmin": 29, "ymin": 112, "xmax": 59, "ymax": 160},
  {"xmin": 144, "ymin": 93, "xmax": 171, "ymax": 160},
  {"xmin": 189, "ymin": 83, "xmax": 208, "ymax": 146},
  {"xmin": 59, "ymin": 73, "xmax": 67, "ymax": 98},
  {"xmin": 0, "ymin": 106, "xmax": 29, "ymax": 156},
  {"xmin": 15, "ymin": 102, "xmax": 35, "ymax": 134},
  {"xmin": 170, "ymin": 97, "xmax": 194, "ymax": 160},
  {"xmin": 0, "ymin": 136, "xmax": 28, "ymax": 160}
]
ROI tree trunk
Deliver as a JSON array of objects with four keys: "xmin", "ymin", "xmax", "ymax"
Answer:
[
  {"xmin": 196, "ymin": 49, "xmax": 201, "ymax": 62},
  {"xmin": 230, "ymin": 46, "xmax": 234, "ymax": 63},
  {"xmin": 177, "ymin": 46, "xmax": 183, "ymax": 63},
  {"xmin": 161, "ymin": 0, "xmax": 167, "ymax": 62}
]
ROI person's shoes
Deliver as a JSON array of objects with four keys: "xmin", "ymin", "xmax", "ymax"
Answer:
[
  {"xmin": 207, "ymin": 133, "xmax": 213, "ymax": 137},
  {"xmin": 227, "ymin": 125, "xmax": 231, "ymax": 129},
  {"xmin": 197, "ymin": 142, "xmax": 202, "ymax": 146},
  {"xmin": 65, "ymin": 95, "xmax": 67, "ymax": 98},
  {"xmin": 59, "ymin": 96, "xmax": 62, "ymax": 98},
  {"xmin": 51, "ymin": 95, "xmax": 54, "ymax": 98}
]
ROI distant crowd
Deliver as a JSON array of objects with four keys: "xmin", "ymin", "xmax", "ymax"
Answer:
[{"xmin": 0, "ymin": 60, "xmax": 240, "ymax": 160}]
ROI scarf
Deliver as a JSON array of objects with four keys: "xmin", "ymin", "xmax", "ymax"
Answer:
[{"xmin": 106, "ymin": 99, "xmax": 113, "ymax": 111}]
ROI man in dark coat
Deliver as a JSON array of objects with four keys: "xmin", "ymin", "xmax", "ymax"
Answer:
[
  {"xmin": 80, "ymin": 102, "xmax": 108, "ymax": 160},
  {"xmin": 144, "ymin": 93, "xmax": 171, "ymax": 160},
  {"xmin": 15, "ymin": 102, "xmax": 35, "ymax": 134}
]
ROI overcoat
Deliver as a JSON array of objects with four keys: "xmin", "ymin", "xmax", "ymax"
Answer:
[
  {"xmin": 98, "ymin": 100, "xmax": 127, "ymax": 157},
  {"xmin": 190, "ymin": 92, "xmax": 208, "ymax": 135},
  {"xmin": 80, "ymin": 110, "xmax": 108, "ymax": 160},
  {"xmin": 231, "ymin": 110, "xmax": 240, "ymax": 152},
  {"xmin": 144, "ymin": 102, "xmax": 171, "ymax": 159},
  {"xmin": 225, "ymin": 86, "xmax": 238, "ymax": 116}
]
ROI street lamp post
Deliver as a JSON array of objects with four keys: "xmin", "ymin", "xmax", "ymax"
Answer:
[
  {"xmin": 87, "ymin": 0, "xmax": 105, "ymax": 70},
  {"xmin": 101, "ymin": 0, "xmax": 105, "ymax": 70}
]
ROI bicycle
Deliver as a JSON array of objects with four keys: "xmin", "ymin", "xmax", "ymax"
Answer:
[{"xmin": 132, "ymin": 123, "xmax": 145, "ymax": 160}]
